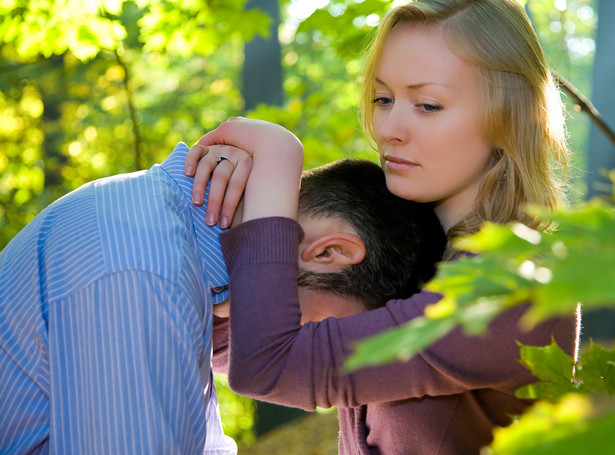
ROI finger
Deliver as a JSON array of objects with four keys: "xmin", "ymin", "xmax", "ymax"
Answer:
[
  {"xmin": 204, "ymin": 145, "xmax": 252, "ymax": 227},
  {"xmin": 194, "ymin": 117, "xmax": 252, "ymax": 152},
  {"xmin": 191, "ymin": 153, "xmax": 218, "ymax": 207},
  {"xmin": 185, "ymin": 143, "xmax": 210, "ymax": 177},
  {"xmin": 205, "ymin": 155, "xmax": 235, "ymax": 226},
  {"xmin": 195, "ymin": 121, "xmax": 232, "ymax": 148},
  {"xmin": 217, "ymin": 155, "xmax": 253, "ymax": 228}
]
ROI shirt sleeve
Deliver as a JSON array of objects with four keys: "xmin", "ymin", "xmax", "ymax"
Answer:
[
  {"xmin": 203, "ymin": 386, "xmax": 237, "ymax": 454},
  {"xmin": 220, "ymin": 217, "xmax": 579, "ymax": 411},
  {"xmin": 47, "ymin": 269, "xmax": 211, "ymax": 454}
]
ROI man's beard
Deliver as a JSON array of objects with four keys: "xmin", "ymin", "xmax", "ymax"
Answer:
[{"xmin": 297, "ymin": 267, "xmax": 365, "ymax": 306}]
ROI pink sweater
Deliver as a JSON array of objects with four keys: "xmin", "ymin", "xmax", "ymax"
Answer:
[{"xmin": 215, "ymin": 217, "xmax": 579, "ymax": 454}]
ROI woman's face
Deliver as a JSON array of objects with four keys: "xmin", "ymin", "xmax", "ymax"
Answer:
[{"xmin": 372, "ymin": 22, "xmax": 493, "ymax": 231}]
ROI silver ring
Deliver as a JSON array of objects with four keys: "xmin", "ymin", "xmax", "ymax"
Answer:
[{"xmin": 216, "ymin": 155, "xmax": 237, "ymax": 169}]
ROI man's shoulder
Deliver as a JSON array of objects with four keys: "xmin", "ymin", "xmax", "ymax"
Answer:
[
  {"xmin": 45, "ymin": 167, "xmax": 194, "ymax": 290},
  {"xmin": 92, "ymin": 167, "xmax": 196, "ymax": 273}
]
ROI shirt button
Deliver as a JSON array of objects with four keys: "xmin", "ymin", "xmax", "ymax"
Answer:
[{"xmin": 211, "ymin": 285, "xmax": 229, "ymax": 295}]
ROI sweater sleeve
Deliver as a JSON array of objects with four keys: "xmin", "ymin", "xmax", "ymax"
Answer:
[
  {"xmin": 212, "ymin": 315, "xmax": 230, "ymax": 375},
  {"xmin": 220, "ymin": 217, "xmax": 579, "ymax": 411}
]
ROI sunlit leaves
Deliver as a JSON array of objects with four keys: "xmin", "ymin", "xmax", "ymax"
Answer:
[
  {"xmin": 345, "ymin": 312, "xmax": 458, "ymax": 370},
  {"xmin": 491, "ymin": 339, "xmax": 615, "ymax": 454},
  {"xmin": 139, "ymin": 0, "xmax": 270, "ymax": 56},
  {"xmin": 487, "ymin": 394, "xmax": 615, "ymax": 455},
  {"xmin": 516, "ymin": 340, "xmax": 578, "ymax": 401},
  {"xmin": 528, "ymin": 0, "xmax": 596, "ymax": 64},
  {"xmin": 0, "ymin": 0, "xmax": 270, "ymax": 61},
  {"xmin": 102, "ymin": 0, "xmax": 123, "ymax": 15},
  {"xmin": 296, "ymin": 0, "xmax": 392, "ymax": 57},
  {"xmin": 342, "ymin": 196, "xmax": 615, "ymax": 455},
  {"xmin": 577, "ymin": 341, "xmax": 615, "ymax": 396},
  {"xmin": 347, "ymin": 200, "xmax": 615, "ymax": 372},
  {"xmin": 0, "ymin": 88, "xmax": 45, "ymax": 244},
  {"xmin": 518, "ymin": 340, "xmax": 615, "ymax": 402},
  {"xmin": 525, "ymin": 202, "xmax": 615, "ymax": 322},
  {"xmin": 0, "ymin": 0, "xmax": 127, "ymax": 61},
  {"xmin": 214, "ymin": 375, "xmax": 256, "ymax": 447},
  {"xmin": 438, "ymin": 201, "xmax": 615, "ymax": 325},
  {"xmin": 344, "ymin": 196, "xmax": 615, "ymax": 450}
]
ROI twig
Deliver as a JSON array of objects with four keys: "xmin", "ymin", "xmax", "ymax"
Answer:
[{"xmin": 552, "ymin": 70, "xmax": 615, "ymax": 147}]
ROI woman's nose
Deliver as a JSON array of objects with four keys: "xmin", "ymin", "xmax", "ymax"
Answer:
[{"xmin": 379, "ymin": 104, "xmax": 409, "ymax": 145}]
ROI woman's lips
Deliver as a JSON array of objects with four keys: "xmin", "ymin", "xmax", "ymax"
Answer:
[{"xmin": 384, "ymin": 154, "xmax": 419, "ymax": 170}]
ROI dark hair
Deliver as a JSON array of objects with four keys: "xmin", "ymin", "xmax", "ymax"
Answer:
[{"xmin": 298, "ymin": 158, "xmax": 446, "ymax": 311}]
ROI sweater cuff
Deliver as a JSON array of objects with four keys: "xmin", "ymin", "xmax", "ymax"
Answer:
[{"xmin": 221, "ymin": 217, "xmax": 304, "ymax": 272}]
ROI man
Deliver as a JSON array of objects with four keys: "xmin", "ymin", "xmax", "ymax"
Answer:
[
  {"xmin": 295, "ymin": 158, "xmax": 446, "ymax": 322},
  {"xmin": 0, "ymin": 142, "xmax": 444, "ymax": 454},
  {"xmin": 0, "ymin": 142, "xmax": 236, "ymax": 454}
]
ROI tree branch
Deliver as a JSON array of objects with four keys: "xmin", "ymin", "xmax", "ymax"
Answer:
[
  {"xmin": 552, "ymin": 70, "xmax": 615, "ymax": 147},
  {"xmin": 115, "ymin": 49, "xmax": 143, "ymax": 171}
]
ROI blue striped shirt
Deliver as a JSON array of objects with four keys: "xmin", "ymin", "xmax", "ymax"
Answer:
[{"xmin": 0, "ymin": 143, "xmax": 236, "ymax": 454}]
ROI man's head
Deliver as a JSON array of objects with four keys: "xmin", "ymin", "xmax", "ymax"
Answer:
[{"xmin": 296, "ymin": 158, "xmax": 447, "ymax": 323}]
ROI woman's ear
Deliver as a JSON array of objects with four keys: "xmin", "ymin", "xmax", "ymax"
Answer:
[{"xmin": 300, "ymin": 233, "xmax": 366, "ymax": 272}]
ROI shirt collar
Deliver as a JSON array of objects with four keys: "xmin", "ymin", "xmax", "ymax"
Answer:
[{"xmin": 160, "ymin": 142, "xmax": 229, "ymax": 304}]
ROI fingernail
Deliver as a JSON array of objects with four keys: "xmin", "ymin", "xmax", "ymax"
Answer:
[
  {"xmin": 206, "ymin": 212, "xmax": 215, "ymax": 226},
  {"xmin": 193, "ymin": 192, "xmax": 202, "ymax": 205},
  {"xmin": 220, "ymin": 216, "xmax": 229, "ymax": 229},
  {"xmin": 185, "ymin": 165, "xmax": 193, "ymax": 176}
]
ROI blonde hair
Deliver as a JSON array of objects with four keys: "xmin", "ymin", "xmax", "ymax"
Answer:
[{"xmin": 359, "ymin": 0, "xmax": 570, "ymax": 249}]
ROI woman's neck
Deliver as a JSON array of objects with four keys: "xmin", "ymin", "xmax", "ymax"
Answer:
[{"xmin": 434, "ymin": 194, "xmax": 476, "ymax": 233}]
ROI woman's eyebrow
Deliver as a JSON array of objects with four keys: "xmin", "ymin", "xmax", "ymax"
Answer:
[
  {"xmin": 375, "ymin": 77, "xmax": 453, "ymax": 90},
  {"xmin": 375, "ymin": 77, "xmax": 445, "ymax": 90}
]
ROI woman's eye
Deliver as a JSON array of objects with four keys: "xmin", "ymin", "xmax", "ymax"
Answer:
[
  {"xmin": 417, "ymin": 103, "xmax": 441, "ymax": 113},
  {"xmin": 371, "ymin": 97, "xmax": 393, "ymax": 107}
]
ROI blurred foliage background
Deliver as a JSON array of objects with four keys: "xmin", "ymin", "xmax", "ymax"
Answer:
[
  {"xmin": 0, "ymin": 0, "xmax": 600, "ymax": 249},
  {"xmin": 0, "ymin": 0, "xmax": 611, "ymax": 453}
]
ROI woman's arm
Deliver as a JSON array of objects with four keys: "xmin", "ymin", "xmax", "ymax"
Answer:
[
  {"xmin": 185, "ymin": 117, "xmax": 303, "ymax": 226},
  {"xmin": 212, "ymin": 314, "xmax": 230, "ymax": 375},
  {"xmin": 221, "ymin": 217, "xmax": 579, "ymax": 410},
  {"xmin": 194, "ymin": 117, "xmax": 577, "ymax": 410}
]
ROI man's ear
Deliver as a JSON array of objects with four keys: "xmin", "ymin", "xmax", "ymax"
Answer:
[{"xmin": 300, "ymin": 233, "xmax": 366, "ymax": 272}]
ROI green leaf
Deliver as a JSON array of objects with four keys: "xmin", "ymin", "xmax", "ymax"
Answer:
[
  {"xmin": 86, "ymin": 19, "xmax": 127, "ymax": 49},
  {"xmin": 350, "ymin": 201, "xmax": 615, "ymax": 376},
  {"xmin": 577, "ymin": 341, "xmax": 615, "ymax": 395},
  {"xmin": 454, "ymin": 221, "xmax": 542, "ymax": 257},
  {"xmin": 77, "ymin": 23, "xmax": 100, "ymax": 45},
  {"xmin": 488, "ymin": 394, "xmax": 615, "ymax": 455},
  {"xmin": 518, "ymin": 411, "xmax": 615, "ymax": 455},
  {"xmin": 16, "ymin": 22, "xmax": 46, "ymax": 58},
  {"xmin": 524, "ymin": 201, "xmax": 615, "ymax": 322},
  {"xmin": 344, "ymin": 314, "xmax": 458, "ymax": 371},
  {"xmin": 516, "ymin": 340, "xmax": 577, "ymax": 401},
  {"xmin": 102, "ymin": 0, "xmax": 123, "ymax": 15}
]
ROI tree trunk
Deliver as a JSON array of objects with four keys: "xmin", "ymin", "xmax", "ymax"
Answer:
[
  {"xmin": 242, "ymin": 0, "xmax": 283, "ymax": 112},
  {"xmin": 582, "ymin": 0, "xmax": 615, "ymax": 341},
  {"xmin": 242, "ymin": 0, "xmax": 307, "ymax": 436},
  {"xmin": 586, "ymin": 0, "xmax": 615, "ymax": 200}
]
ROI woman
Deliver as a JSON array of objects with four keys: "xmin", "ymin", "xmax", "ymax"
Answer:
[{"xmin": 187, "ymin": 1, "xmax": 579, "ymax": 453}]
